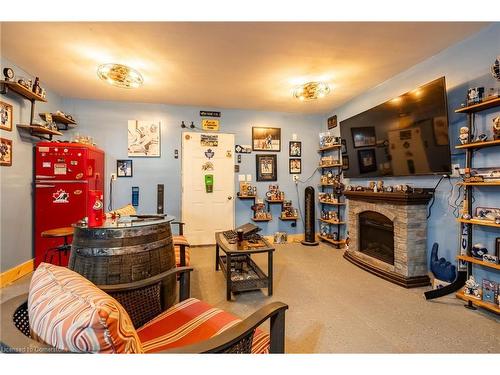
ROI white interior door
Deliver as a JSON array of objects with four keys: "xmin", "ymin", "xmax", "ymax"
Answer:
[{"xmin": 181, "ymin": 132, "xmax": 235, "ymax": 245}]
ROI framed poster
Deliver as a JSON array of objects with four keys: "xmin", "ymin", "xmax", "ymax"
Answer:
[
  {"xmin": 0, "ymin": 101, "xmax": 13, "ymax": 131},
  {"xmin": 357, "ymin": 148, "xmax": 377, "ymax": 174},
  {"xmin": 289, "ymin": 158, "xmax": 301, "ymax": 174},
  {"xmin": 117, "ymin": 160, "xmax": 133, "ymax": 177},
  {"xmin": 327, "ymin": 115, "xmax": 337, "ymax": 129},
  {"xmin": 128, "ymin": 120, "xmax": 161, "ymax": 157},
  {"xmin": 252, "ymin": 127, "xmax": 281, "ymax": 151},
  {"xmin": 342, "ymin": 155, "xmax": 349, "ymax": 170},
  {"xmin": 256, "ymin": 154, "xmax": 277, "ymax": 181},
  {"xmin": 351, "ymin": 126, "xmax": 376, "ymax": 148},
  {"xmin": 0, "ymin": 138, "xmax": 13, "ymax": 166},
  {"xmin": 289, "ymin": 141, "xmax": 301, "ymax": 157}
]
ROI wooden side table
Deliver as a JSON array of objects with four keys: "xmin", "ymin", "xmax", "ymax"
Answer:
[{"xmin": 215, "ymin": 232, "xmax": 274, "ymax": 301}]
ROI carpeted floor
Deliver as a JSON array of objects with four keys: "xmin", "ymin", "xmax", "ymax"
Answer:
[{"xmin": 2, "ymin": 242, "xmax": 499, "ymax": 353}]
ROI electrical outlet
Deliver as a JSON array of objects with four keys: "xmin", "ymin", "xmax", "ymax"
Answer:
[
  {"xmin": 293, "ymin": 175, "xmax": 299, "ymax": 183},
  {"xmin": 111, "ymin": 173, "xmax": 117, "ymax": 181},
  {"xmin": 451, "ymin": 163, "xmax": 460, "ymax": 178}
]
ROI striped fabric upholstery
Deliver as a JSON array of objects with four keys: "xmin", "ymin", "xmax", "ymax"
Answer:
[
  {"xmin": 28, "ymin": 263, "xmax": 143, "ymax": 353},
  {"xmin": 137, "ymin": 298, "xmax": 270, "ymax": 354},
  {"xmin": 173, "ymin": 235, "xmax": 191, "ymax": 267}
]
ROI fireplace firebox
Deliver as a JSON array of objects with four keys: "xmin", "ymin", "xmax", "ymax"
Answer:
[{"xmin": 359, "ymin": 211, "xmax": 394, "ymax": 265}]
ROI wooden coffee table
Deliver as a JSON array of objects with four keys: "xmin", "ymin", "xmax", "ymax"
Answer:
[{"xmin": 215, "ymin": 232, "xmax": 275, "ymax": 301}]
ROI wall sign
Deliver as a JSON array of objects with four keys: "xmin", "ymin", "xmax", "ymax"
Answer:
[
  {"xmin": 205, "ymin": 149, "xmax": 215, "ymax": 159},
  {"xmin": 201, "ymin": 134, "xmax": 219, "ymax": 146},
  {"xmin": 200, "ymin": 111, "xmax": 221, "ymax": 118},
  {"xmin": 202, "ymin": 119, "xmax": 220, "ymax": 131},
  {"xmin": 327, "ymin": 115, "xmax": 337, "ymax": 129}
]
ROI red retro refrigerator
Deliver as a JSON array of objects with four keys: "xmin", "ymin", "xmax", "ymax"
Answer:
[{"xmin": 34, "ymin": 142, "xmax": 105, "ymax": 267}]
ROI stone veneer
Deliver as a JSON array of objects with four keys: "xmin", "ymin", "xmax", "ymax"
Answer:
[{"xmin": 347, "ymin": 199, "xmax": 428, "ymax": 278}]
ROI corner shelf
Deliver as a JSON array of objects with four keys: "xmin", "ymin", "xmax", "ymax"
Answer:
[
  {"xmin": 456, "ymin": 255, "xmax": 500, "ymax": 271},
  {"xmin": 455, "ymin": 139, "xmax": 500, "ymax": 150},
  {"xmin": 456, "ymin": 291, "xmax": 500, "ymax": 314},
  {"xmin": 454, "ymin": 97, "xmax": 500, "ymax": 114}
]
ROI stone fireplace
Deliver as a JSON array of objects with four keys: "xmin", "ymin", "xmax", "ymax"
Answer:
[{"xmin": 344, "ymin": 191, "xmax": 432, "ymax": 288}]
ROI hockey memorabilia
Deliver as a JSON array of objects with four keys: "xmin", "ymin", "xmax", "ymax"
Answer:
[
  {"xmin": 128, "ymin": 120, "xmax": 161, "ymax": 157},
  {"xmin": 252, "ymin": 127, "xmax": 281, "ymax": 151},
  {"xmin": 87, "ymin": 190, "xmax": 104, "ymax": 227},
  {"xmin": 281, "ymin": 200, "xmax": 298, "ymax": 219},
  {"xmin": 256, "ymin": 154, "xmax": 277, "ymax": 181},
  {"xmin": 319, "ymin": 132, "xmax": 339, "ymax": 148},
  {"xmin": 202, "ymin": 161, "xmax": 214, "ymax": 171},
  {"xmin": 474, "ymin": 206, "xmax": 500, "ymax": 221},
  {"xmin": 482, "ymin": 254, "xmax": 498, "ymax": 264},
  {"xmin": 289, "ymin": 158, "xmax": 301, "ymax": 174},
  {"xmin": 289, "ymin": 141, "xmax": 301, "ymax": 157},
  {"xmin": 201, "ymin": 119, "xmax": 219, "ymax": 131},
  {"xmin": 320, "ymin": 156, "xmax": 335, "ymax": 166},
  {"xmin": 273, "ymin": 232, "xmax": 288, "ymax": 244},
  {"xmin": 116, "ymin": 160, "xmax": 133, "ymax": 177},
  {"xmin": 327, "ymin": 115, "xmax": 337, "ymax": 129},
  {"xmin": 458, "ymin": 126, "xmax": 469, "ymax": 144},
  {"xmin": 491, "ymin": 56, "xmax": 500, "ymax": 81},
  {"xmin": 493, "ymin": 116, "xmax": 500, "ymax": 140},
  {"xmin": 0, "ymin": 101, "xmax": 13, "ymax": 131},
  {"xmin": 204, "ymin": 174, "xmax": 214, "ymax": 193},
  {"xmin": 199, "ymin": 110, "xmax": 221, "ymax": 118},
  {"xmin": 467, "ymin": 87, "xmax": 484, "ymax": 105},
  {"xmin": 358, "ymin": 148, "xmax": 377, "ymax": 173},
  {"xmin": 239, "ymin": 182, "xmax": 256, "ymax": 197},
  {"xmin": 266, "ymin": 185, "xmax": 284, "ymax": 201},
  {"xmin": 429, "ymin": 243, "xmax": 456, "ymax": 283},
  {"xmin": 476, "ymin": 133, "xmax": 488, "ymax": 142},
  {"xmin": 0, "ymin": 137, "xmax": 12, "ymax": 166},
  {"xmin": 482, "ymin": 280, "xmax": 497, "ymax": 304},
  {"xmin": 252, "ymin": 201, "xmax": 271, "ymax": 220},
  {"xmin": 471, "ymin": 243, "xmax": 488, "ymax": 259},
  {"xmin": 235, "ymin": 144, "xmax": 251, "ymax": 153},
  {"xmin": 342, "ymin": 155, "xmax": 349, "ymax": 170},
  {"xmin": 200, "ymin": 134, "xmax": 218, "ymax": 147},
  {"xmin": 204, "ymin": 149, "xmax": 215, "ymax": 159},
  {"xmin": 459, "ymin": 222, "xmax": 469, "ymax": 271},
  {"xmin": 3, "ymin": 67, "xmax": 14, "ymax": 81},
  {"xmin": 463, "ymin": 276, "xmax": 481, "ymax": 299}
]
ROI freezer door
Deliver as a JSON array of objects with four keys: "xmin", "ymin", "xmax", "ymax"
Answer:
[
  {"xmin": 35, "ymin": 145, "xmax": 87, "ymax": 181},
  {"xmin": 34, "ymin": 182, "xmax": 88, "ymax": 267}
]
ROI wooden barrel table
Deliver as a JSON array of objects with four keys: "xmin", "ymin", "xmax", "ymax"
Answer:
[{"xmin": 68, "ymin": 216, "xmax": 176, "ymax": 326}]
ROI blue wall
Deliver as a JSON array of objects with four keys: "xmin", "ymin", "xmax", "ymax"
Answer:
[
  {"xmin": 0, "ymin": 57, "xmax": 65, "ymax": 271},
  {"xmin": 61, "ymin": 98, "xmax": 324, "ymax": 236},
  {"xmin": 327, "ymin": 23, "xmax": 500, "ymax": 283}
]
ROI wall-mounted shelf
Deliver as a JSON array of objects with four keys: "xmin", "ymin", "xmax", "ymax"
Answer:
[
  {"xmin": 0, "ymin": 81, "xmax": 47, "ymax": 102},
  {"xmin": 318, "ymin": 235, "xmax": 346, "ymax": 247},
  {"xmin": 456, "ymin": 291, "xmax": 500, "ymax": 314},
  {"xmin": 456, "ymin": 255, "xmax": 500, "ymax": 271},
  {"xmin": 318, "ymin": 164, "xmax": 342, "ymax": 168},
  {"xmin": 265, "ymin": 199, "xmax": 284, "ymax": 204},
  {"xmin": 454, "ymin": 97, "xmax": 500, "ymax": 114},
  {"xmin": 458, "ymin": 181, "xmax": 500, "ymax": 186},
  {"xmin": 39, "ymin": 113, "xmax": 77, "ymax": 130},
  {"xmin": 457, "ymin": 218, "xmax": 500, "ymax": 229},
  {"xmin": 237, "ymin": 194, "xmax": 257, "ymax": 200},
  {"xmin": 318, "ymin": 200, "xmax": 346, "ymax": 206},
  {"xmin": 238, "ymin": 192, "xmax": 297, "ymax": 227},
  {"xmin": 17, "ymin": 124, "xmax": 63, "ymax": 140},
  {"xmin": 455, "ymin": 139, "xmax": 500, "ymax": 150},
  {"xmin": 319, "ymin": 219, "xmax": 346, "ymax": 225},
  {"xmin": 318, "ymin": 144, "xmax": 342, "ymax": 152},
  {"xmin": 279, "ymin": 215, "xmax": 298, "ymax": 221},
  {"xmin": 252, "ymin": 217, "xmax": 272, "ymax": 222}
]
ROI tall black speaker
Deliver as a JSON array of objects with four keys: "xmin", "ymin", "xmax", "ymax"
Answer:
[
  {"xmin": 157, "ymin": 184, "xmax": 164, "ymax": 214},
  {"xmin": 301, "ymin": 186, "xmax": 319, "ymax": 246}
]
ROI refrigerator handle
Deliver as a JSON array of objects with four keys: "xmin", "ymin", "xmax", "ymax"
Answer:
[
  {"xmin": 36, "ymin": 175, "xmax": 56, "ymax": 179},
  {"xmin": 36, "ymin": 184, "xmax": 56, "ymax": 188}
]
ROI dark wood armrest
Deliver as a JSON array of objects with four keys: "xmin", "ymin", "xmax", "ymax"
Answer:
[
  {"xmin": 171, "ymin": 221, "xmax": 185, "ymax": 235},
  {"xmin": 98, "ymin": 266, "xmax": 193, "ymax": 302},
  {"xmin": 159, "ymin": 302, "xmax": 289, "ymax": 353}
]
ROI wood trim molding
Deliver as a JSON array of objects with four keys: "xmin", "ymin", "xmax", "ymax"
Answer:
[{"xmin": 0, "ymin": 259, "xmax": 34, "ymax": 288}]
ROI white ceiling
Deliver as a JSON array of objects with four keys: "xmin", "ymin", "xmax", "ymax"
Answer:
[{"xmin": 0, "ymin": 22, "xmax": 488, "ymax": 114}]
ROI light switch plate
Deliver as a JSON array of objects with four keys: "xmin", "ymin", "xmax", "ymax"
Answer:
[
  {"xmin": 246, "ymin": 174, "xmax": 252, "ymax": 181},
  {"xmin": 238, "ymin": 174, "xmax": 246, "ymax": 182}
]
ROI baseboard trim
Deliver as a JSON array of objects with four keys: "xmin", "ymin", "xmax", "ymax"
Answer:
[{"xmin": 0, "ymin": 259, "xmax": 34, "ymax": 288}]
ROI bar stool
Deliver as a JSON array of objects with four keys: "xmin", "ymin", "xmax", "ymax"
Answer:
[{"xmin": 41, "ymin": 227, "xmax": 74, "ymax": 265}]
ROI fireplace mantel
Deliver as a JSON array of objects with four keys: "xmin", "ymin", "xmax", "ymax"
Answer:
[{"xmin": 344, "ymin": 190, "xmax": 434, "ymax": 205}]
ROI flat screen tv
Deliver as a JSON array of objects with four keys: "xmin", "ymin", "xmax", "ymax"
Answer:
[{"xmin": 339, "ymin": 77, "xmax": 451, "ymax": 178}]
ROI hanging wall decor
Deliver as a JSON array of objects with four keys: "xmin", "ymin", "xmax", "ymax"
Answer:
[
  {"xmin": 252, "ymin": 127, "xmax": 281, "ymax": 151},
  {"xmin": 256, "ymin": 154, "xmax": 277, "ymax": 181},
  {"xmin": 0, "ymin": 137, "xmax": 13, "ymax": 166},
  {"xmin": 289, "ymin": 158, "xmax": 302, "ymax": 174},
  {"xmin": 0, "ymin": 101, "xmax": 13, "ymax": 131},
  {"xmin": 117, "ymin": 160, "xmax": 133, "ymax": 177},
  {"xmin": 289, "ymin": 141, "xmax": 301, "ymax": 157},
  {"xmin": 127, "ymin": 120, "xmax": 161, "ymax": 157}
]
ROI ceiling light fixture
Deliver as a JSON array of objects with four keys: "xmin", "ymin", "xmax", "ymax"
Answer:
[
  {"xmin": 97, "ymin": 63, "xmax": 144, "ymax": 89},
  {"xmin": 293, "ymin": 81, "xmax": 331, "ymax": 101}
]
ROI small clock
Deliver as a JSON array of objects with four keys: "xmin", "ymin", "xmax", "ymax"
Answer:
[{"xmin": 3, "ymin": 67, "xmax": 14, "ymax": 81}]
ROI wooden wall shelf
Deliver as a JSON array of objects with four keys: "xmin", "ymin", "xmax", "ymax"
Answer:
[
  {"xmin": 251, "ymin": 217, "xmax": 272, "ymax": 222},
  {"xmin": 318, "ymin": 235, "xmax": 346, "ymax": 246},
  {"xmin": 318, "ymin": 144, "xmax": 342, "ymax": 152},
  {"xmin": 265, "ymin": 199, "xmax": 284, "ymax": 203},
  {"xmin": 318, "ymin": 164, "xmax": 342, "ymax": 168},
  {"xmin": 17, "ymin": 124, "xmax": 63, "ymax": 140},
  {"xmin": 279, "ymin": 216, "xmax": 298, "ymax": 221},
  {"xmin": 319, "ymin": 218, "xmax": 346, "ymax": 225},
  {"xmin": 457, "ymin": 218, "xmax": 500, "ymax": 228},
  {"xmin": 39, "ymin": 113, "xmax": 77, "ymax": 126},
  {"xmin": 456, "ymin": 291, "xmax": 500, "ymax": 314},
  {"xmin": 455, "ymin": 139, "xmax": 500, "ymax": 150},
  {"xmin": 458, "ymin": 181, "xmax": 500, "ymax": 186},
  {"xmin": 1, "ymin": 81, "xmax": 47, "ymax": 102},
  {"xmin": 456, "ymin": 255, "xmax": 500, "ymax": 271},
  {"xmin": 454, "ymin": 97, "xmax": 500, "ymax": 114},
  {"xmin": 237, "ymin": 194, "xmax": 257, "ymax": 200},
  {"xmin": 318, "ymin": 201, "xmax": 346, "ymax": 206}
]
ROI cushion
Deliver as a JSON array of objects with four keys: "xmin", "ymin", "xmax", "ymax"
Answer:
[
  {"xmin": 173, "ymin": 235, "xmax": 190, "ymax": 247},
  {"xmin": 28, "ymin": 263, "xmax": 143, "ymax": 353},
  {"xmin": 173, "ymin": 235, "xmax": 191, "ymax": 267},
  {"xmin": 137, "ymin": 298, "xmax": 270, "ymax": 354}
]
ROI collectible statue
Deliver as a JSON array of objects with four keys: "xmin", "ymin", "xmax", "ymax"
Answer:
[
  {"xmin": 493, "ymin": 116, "xmax": 500, "ymax": 140},
  {"xmin": 463, "ymin": 276, "xmax": 481, "ymax": 299},
  {"xmin": 471, "ymin": 243, "xmax": 488, "ymax": 259},
  {"xmin": 459, "ymin": 126, "xmax": 469, "ymax": 145}
]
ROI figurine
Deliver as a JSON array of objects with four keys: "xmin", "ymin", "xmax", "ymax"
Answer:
[
  {"xmin": 464, "ymin": 276, "xmax": 481, "ymax": 299},
  {"xmin": 459, "ymin": 126, "xmax": 469, "ymax": 144},
  {"xmin": 471, "ymin": 243, "xmax": 488, "ymax": 259},
  {"xmin": 493, "ymin": 116, "xmax": 500, "ymax": 140},
  {"xmin": 476, "ymin": 133, "xmax": 488, "ymax": 142}
]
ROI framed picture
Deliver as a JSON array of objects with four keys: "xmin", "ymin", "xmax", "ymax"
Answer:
[
  {"xmin": 289, "ymin": 141, "xmax": 301, "ymax": 157},
  {"xmin": 289, "ymin": 158, "xmax": 301, "ymax": 174},
  {"xmin": 433, "ymin": 116, "xmax": 449, "ymax": 146},
  {"xmin": 128, "ymin": 120, "xmax": 161, "ymax": 157},
  {"xmin": 357, "ymin": 148, "xmax": 377, "ymax": 174},
  {"xmin": 256, "ymin": 154, "xmax": 277, "ymax": 181},
  {"xmin": 0, "ymin": 101, "xmax": 13, "ymax": 131},
  {"xmin": 341, "ymin": 139, "xmax": 347, "ymax": 154},
  {"xmin": 117, "ymin": 160, "xmax": 133, "ymax": 177},
  {"xmin": 0, "ymin": 138, "xmax": 13, "ymax": 166},
  {"xmin": 327, "ymin": 115, "xmax": 337, "ymax": 129},
  {"xmin": 474, "ymin": 207, "xmax": 500, "ymax": 220},
  {"xmin": 252, "ymin": 127, "xmax": 281, "ymax": 151},
  {"xmin": 351, "ymin": 126, "xmax": 376, "ymax": 148},
  {"xmin": 342, "ymin": 155, "xmax": 349, "ymax": 170}
]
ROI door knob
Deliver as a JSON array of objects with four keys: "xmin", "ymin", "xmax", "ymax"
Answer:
[{"xmin": 227, "ymin": 196, "xmax": 233, "ymax": 200}]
